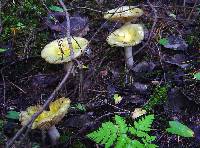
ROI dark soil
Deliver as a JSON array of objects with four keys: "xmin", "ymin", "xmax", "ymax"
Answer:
[{"xmin": 0, "ymin": 0, "xmax": 200, "ymax": 147}]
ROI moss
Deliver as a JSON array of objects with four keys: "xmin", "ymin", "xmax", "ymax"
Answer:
[
  {"xmin": 0, "ymin": 1, "xmax": 46, "ymax": 41},
  {"xmin": 0, "ymin": 0, "xmax": 56, "ymax": 60},
  {"xmin": 143, "ymin": 70, "xmax": 163, "ymax": 78},
  {"xmin": 0, "ymin": 120, "xmax": 5, "ymax": 144},
  {"xmin": 185, "ymin": 17, "xmax": 200, "ymax": 49},
  {"xmin": 144, "ymin": 85, "xmax": 168, "ymax": 111}
]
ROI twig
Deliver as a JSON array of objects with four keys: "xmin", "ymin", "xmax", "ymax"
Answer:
[
  {"xmin": 187, "ymin": 0, "xmax": 198, "ymax": 20},
  {"xmin": 0, "ymin": 1, "xmax": 2, "ymax": 34},
  {"xmin": 99, "ymin": 99, "xmax": 131, "ymax": 114},
  {"xmin": 0, "ymin": 69, "xmax": 6, "ymax": 112},
  {"xmin": 6, "ymin": 62, "xmax": 74, "ymax": 148},
  {"xmin": 133, "ymin": 0, "xmax": 158, "ymax": 56},
  {"xmin": 155, "ymin": 43, "xmax": 166, "ymax": 83},
  {"xmin": 39, "ymin": 0, "xmax": 51, "ymax": 13},
  {"xmin": 8, "ymin": 80, "xmax": 27, "ymax": 94},
  {"xmin": 58, "ymin": 0, "xmax": 74, "ymax": 59},
  {"xmin": 67, "ymin": 6, "xmax": 104, "ymax": 13}
]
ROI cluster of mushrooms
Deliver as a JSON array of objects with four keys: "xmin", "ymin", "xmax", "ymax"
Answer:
[
  {"xmin": 19, "ymin": 6, "xmax": 145, "ymax": 145},
  {"xmin": 105, "ymin": 6, "xmax": 144, "ymax": 68}
]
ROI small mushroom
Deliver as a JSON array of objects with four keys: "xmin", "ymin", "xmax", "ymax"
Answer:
[
  {"xmin": 104, "ymin": 6, "xmax": 143, "ymax": 24},
  {"xmin": 41, "ymin": 36, "xmax": 88, "ymax": 71},
  {"xmin": 107, "ymin": 23, "xmax": 144, "ymax": 68},
  {"xmin": 19, "ymin": 97, "xmax": 71, "ymax": 145}
]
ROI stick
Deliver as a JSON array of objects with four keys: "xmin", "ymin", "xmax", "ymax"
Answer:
[
  {"xmin": 187, "ymin": 0, "xmax": 198, "ymax": 20},
  {"xmin": 58, "ymin": 0, "xmax": 74, "ymax": 59},
  {"xmin": 133, "ymin": 0, "xmax": 158, "ymax": 56}
]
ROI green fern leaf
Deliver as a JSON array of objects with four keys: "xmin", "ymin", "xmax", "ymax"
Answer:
[
  {"xmin": 115, "ymin": 115, "xmax": 128, "ymax": 134},
  {"xmin": 105, "ymin": 131, "xmax": 117, "ymax": 148},
  {"xmin": 87, "ymin": 121, "xmax": 117, "ymax": 147},
  {"xmin": 103, "ymin": 123, "xmax": 118, "ymax": 147},
  {"xmin": 136, "ymin": 131, "xmax": 149, "ymax": 138},
  {"xmin": 145, "ymin": 135, "xmax": 156, "ymax": 143},
  {"xmin": 87, "ymin": 114, "xmax": 157, "ymax": 148},
  {"xmin": 128, "ymin": 140, "xmax": 144, "ymax": 148},
  {"xmin": 134, "ymin": 115, "xmax": 154, "ymax": 132},
  {"xmin": 101, "ymin": 122, "xmax": 114, "ymax": 144},
  {"xmin": 146, "ymin": 144, "xmax": 159, "ymax": 148},
  {"xmin": 128, "ymin": 127, "xmax": 136, "ymax": 135},
  {"xmin": 115, "ymin": 134, "xmax": 130, "ymax": 148}
]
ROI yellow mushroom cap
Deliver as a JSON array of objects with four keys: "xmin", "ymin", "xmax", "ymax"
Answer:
[
  {"xmin": 107, "ymin": 24, "xmax": 144, "ymax": 47},
  {"xmin": 41, "ymin": 37, "xmax": 88, "ymax": 64},
  {"xmin": 19, "ymin": 97, "xmax": 71, "ymax": 130},
  {"xmin": 104, "ymin": 6, "xmax": 143, "ymax": 22}
]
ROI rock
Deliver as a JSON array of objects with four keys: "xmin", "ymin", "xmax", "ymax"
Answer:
[
  {"xmin": 133, "ymin": 61, "xmax": 156, "ymax": 73},
  {"xmin": 45, "ymin": 12, "xmax": 89, "ymax": 37},
  {"xmin": 164, "ymin": 35, "xmax": 188, "ymax": 51},
  {"xmin": 64, "ymin": 114, "xmax": 93, "ymax": 128},
  {"xmin": 165, "ymin": 88, "xmax": 191, "ymax": 113},
  {"xmin": 133, "ymin": 82, "xmax": 148, "ymax": 93},
  {"xmin": 163, "ymin": 54, "xmax": 190, "ymax": 69}
]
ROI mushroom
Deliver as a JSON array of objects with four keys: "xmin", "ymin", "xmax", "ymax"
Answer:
[
  {"xmin": 104, "ymin": 6, "xmax": 144, "ymax": 68},
  {"xmin": 41, "ymin": 36, "xmax": 88, "ymax": 71},
  {"xmin": 104, "ymin": 6, "xmax": 143, "ymax": 24},
  {"xmin": 19, "ymin": 97, "xmax": 71, "ymax": 145},
  {"xmin": 107, "ymin": 23, "xmax": 144, "ymax": 68}
]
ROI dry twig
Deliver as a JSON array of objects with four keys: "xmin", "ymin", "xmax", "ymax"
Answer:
[
  {"xmin": 187, "ymin": 0, "xmax": 198, "ymax": 20},
  {"xmin": 133, "ymin": 0, "xmax": 158, "ymax": 56},
  {"xmin": 58, "ymin": 0, "xmax": 74, "ymax": 59}
]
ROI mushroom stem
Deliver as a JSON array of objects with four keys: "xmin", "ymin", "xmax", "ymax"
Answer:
[
  {"xmin": 64, "ymin": 63, "xmax": 70, "ymax": 72},
  {"xmin": 48, "ymin": 125, "xmax": 60, "ymax": 145},
  {"xmin": 64, "ymin": 61, "xmax": 73, "ymax": 72},
  {"xmin": 124, "ymin": 46, "xmax": 134, "ymax": 68},
  {"xmin": 124, "ymin": 21, "xmax": 131, "ymax": 25}
]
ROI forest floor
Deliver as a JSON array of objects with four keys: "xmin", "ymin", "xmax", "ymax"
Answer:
[{"xmin": 0, "ymin": 0, "xmax": 200, "ymax": 147}]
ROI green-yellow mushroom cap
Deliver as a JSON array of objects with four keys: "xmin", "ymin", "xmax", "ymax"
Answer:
[
  {"xmin": 107, "ymin": 23, "xmax": 144, "ymax": 68},
  {"xmin": 19, "ymin": 97, "xmax": 71, "ymax": 130},
  {"xmin": 107, "ymin": 23, "xmax": 144, "ymax": 47},
  {"xmin": 104, "ymin": 6, "xmax": 144, "ymax": 22},
  {"xmin": 41, "ymin": 37, "xmax": 88, "ymax": 64}
]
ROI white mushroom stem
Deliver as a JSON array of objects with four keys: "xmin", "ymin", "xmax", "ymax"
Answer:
[
  {"xmin": 64, "ymin": 62, "xmax": 71, "ymax": 72},
  {"xmin": 124, "ymin": 46, "xmax": 134, "ymax": 68},
  {"xmin": 48, "ymin": 126, "xmax": 60, "ymax": 145}
]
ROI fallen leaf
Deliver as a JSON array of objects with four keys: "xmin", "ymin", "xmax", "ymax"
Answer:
[
  {"xmin": 131, "ymin": 108, "xmax": 146, "ymax": 119},
  {"xmin": 114, "ymin": 94, "xmax": 122, "ymax": 104}
]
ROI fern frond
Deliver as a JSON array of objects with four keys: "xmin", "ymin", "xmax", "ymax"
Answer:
[
  {"xmin": 128, "ymin": 126, "xmax": 136, "ymax": 135},
  {"xmin": 128, "ymin": 140, "xmax": 144, "ymax": 148},
  {"xmin": 145, "ymin": 143, "xmax": 159, "ymax": 148},
  {"xmin": 134, "ymin": 114, "xmax": 154, "ymax": 132},
  {"xmin": 115, "ymin": 115, "xmax": 128, "ymax": 134},
  {"xmin": 115, "ymin": 134, "xmax": 135, "ymax": 148},
  {"xmin": 87, "ymin": 114, "xmax": 157, "ymax": 148},
  {"xmin": 135, "ymin": 131, "xmax": 149, "ymax": 138},
  {"xmin": 115, "ymin": 134, "xmax": 127, "ymax": 148},
  {"xmin": 144, "ymin": 135, "xmax": 156, "ymax": 143},
  {"xmin": 87, "ymin": 121, "xmax": 117, "ymax": 148}
]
